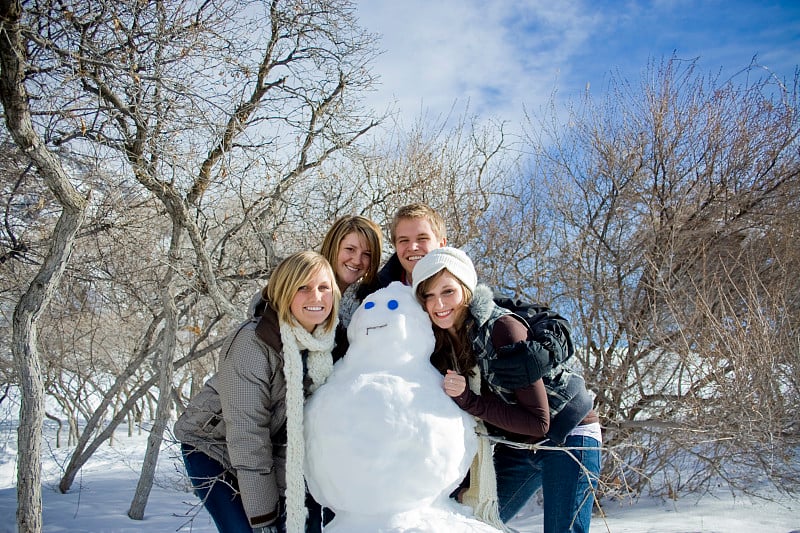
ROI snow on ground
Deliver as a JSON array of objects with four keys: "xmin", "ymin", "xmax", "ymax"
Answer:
[
  {"xmin": 0, "ymin": 422, "xmax": 213, "ymax": 533},
  {"xmin": 1, "ymin": 422, "xmax": 798, "ymax": 533},
  {"xmin": 509, "ymin": 483, "xmax": 799, "ymax": 533}
]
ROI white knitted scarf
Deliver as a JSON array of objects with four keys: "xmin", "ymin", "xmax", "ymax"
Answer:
[
  {"xmin": 462, "ymin": 368, "xmax": 512, "ymax": 532},
  {"xmin": 279, "ymin": 318, "xmax": 337, "ymax": 533}
]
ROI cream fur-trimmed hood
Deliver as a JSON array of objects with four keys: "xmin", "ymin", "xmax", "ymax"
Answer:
[{"xmin": 469, "ymin": 284, "xmax": 498, "ymax": 326}]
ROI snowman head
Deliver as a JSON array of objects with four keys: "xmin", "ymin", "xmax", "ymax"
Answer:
[{"xmin": 347, "ymin": 282, "xmax": 434, "ymax": 359}]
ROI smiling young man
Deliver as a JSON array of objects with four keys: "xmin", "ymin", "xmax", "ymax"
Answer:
[{"xmin": 376, "ymin": 203, "xmax": 447, "ymax": 288}]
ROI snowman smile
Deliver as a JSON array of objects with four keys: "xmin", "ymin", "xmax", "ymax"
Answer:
[{"xmin": 366, "ymin": 323, "xmax": 388, "ymax": 335}]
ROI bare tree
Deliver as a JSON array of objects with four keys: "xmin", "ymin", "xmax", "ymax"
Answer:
[
  {"xmin": 341, "ymin": 113, "xmax": 516, "ymax": 243},
  {"xmin": 128, "ymin": 220, "xmax": 181, "ymax": 519},
  {"xmin": 525, "ymin": 56, "xmax": 800, "ymax": 497},
  {"xmin": 1, "ymin": 0, "xmax": 383, "ymax": 523},
  {"xmin": 0, "ymin": 3, "xmax": 89, "ymax": 532}
]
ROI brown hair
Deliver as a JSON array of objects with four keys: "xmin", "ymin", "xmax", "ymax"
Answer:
[
  {"xmin": 263, "ymin": 251, "xmax": 340, "ymax": 333},
  {"xmin": 389, "ymin": 203, "xmax": 446, "ymax": 246},
  {"xmin": 320, "ymin": 215, "xmax": 384, "ymax": 287},
  {"xmin": 415, "ymin": 269, "xmax": 476, "ymax": 375}
]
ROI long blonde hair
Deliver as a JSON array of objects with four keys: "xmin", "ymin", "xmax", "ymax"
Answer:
[{"xmin": 264, "ymin": 251, "xmax": 341, "ymax": 333}]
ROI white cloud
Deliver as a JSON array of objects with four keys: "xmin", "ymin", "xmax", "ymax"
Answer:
[
  {"xmin": 356, "ymin": 0, "xmax": 799, "ymax": 130},
  {"xmin": 356, "ymin": 0, "xmax": 596, "ymax": 126}
]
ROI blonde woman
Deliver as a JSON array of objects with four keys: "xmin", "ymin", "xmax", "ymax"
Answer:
[{"xmin": 175, "ymin": 251, "xmax": 340, "ymax": 533}]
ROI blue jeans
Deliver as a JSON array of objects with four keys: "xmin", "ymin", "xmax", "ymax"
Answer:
[
  {"xmin": 182, "ymin": 443, "xmax": 260, "ymax": 533},
  {"xmin": 494, "ymin": 435, "xmax": 601, "ymax": 533},
  {"xmin": 181, "ymin": 444, "xmax": 330, "ymax": 533}
]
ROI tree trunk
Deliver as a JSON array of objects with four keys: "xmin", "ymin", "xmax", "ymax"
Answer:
[
  {"xmin": 4, "ymin": 130, "xmax": 86, "ymax": 533},
  {"xmin": 128, "ymin": 221, "xmax": 181, "ymax": 519},
  {"xmin": 68, "ymin": 416, "xmax": 78, "ymax": 447},
  {"xmin": 44, "ymin": 412, "xmax": 63, "ymax": 449},
  {"xmin": 12, "ymin": 318, "xmax": 44, "ymax": 533},
  {"xmin": 1, "ymin": 2, "xmax": 88, "ymax": 531}
]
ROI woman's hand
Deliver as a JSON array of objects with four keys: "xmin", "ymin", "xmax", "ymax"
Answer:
[{"xmin": 443, "ymin": 370, "xmax": 466, "ymax": 397}]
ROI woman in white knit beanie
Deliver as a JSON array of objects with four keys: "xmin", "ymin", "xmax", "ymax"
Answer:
[
  {"xmin": 412, "ymin": 247, "xmax": 602, "ymax": 533},
  {"xmin": 175, "ymin": 251, "xmax": 340, "ymax": 533}
]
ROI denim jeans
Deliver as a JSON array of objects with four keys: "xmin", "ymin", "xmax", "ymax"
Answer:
[
  {"xmin": 181, "ymin": 444, "xmax": 331, "ymax": 533},
  {"xmin": 181, "ymin": 443, "xmax": 259, "ymax": 533},
  {"xmin": 494, "ymin": 435, "xmax": 601, "ymax": 533}
]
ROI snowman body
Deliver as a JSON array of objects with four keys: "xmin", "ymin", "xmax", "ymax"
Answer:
[{"xmin": 304, "ymin": 282, "xmax": 497, "ymax": 531}]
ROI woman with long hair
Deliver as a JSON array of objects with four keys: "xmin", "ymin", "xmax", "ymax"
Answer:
[
  {"xmin": 175, "ymin": 251, "xmax": 340, "ymax": 533},
  {"xmin": 413, "ymin": 247, "xmax": 601, "ymax": 533}
]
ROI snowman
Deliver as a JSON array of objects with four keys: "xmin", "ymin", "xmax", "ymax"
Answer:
[{"xmin": 304, "ymin": 282, "xmax": 500, "ymax": 532}]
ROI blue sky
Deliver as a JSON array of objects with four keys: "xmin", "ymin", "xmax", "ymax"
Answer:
[{"xmin": 356, "ymin": 1, "xmax": 800, "ymax": 126}]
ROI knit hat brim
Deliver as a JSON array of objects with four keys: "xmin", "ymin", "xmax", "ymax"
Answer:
[{"xmin": 411, "ymin": 247, "xmax": 477, "ymax": 295}]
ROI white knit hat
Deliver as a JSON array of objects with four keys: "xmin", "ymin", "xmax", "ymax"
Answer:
[{"xmin": 411, "ymin": 247, "xmax": 477, "ymax": 295}]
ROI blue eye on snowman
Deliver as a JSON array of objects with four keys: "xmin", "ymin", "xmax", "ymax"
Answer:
[{"xmin": 363, "ymin": 299, "xmax": 399, "ymax": 311}]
